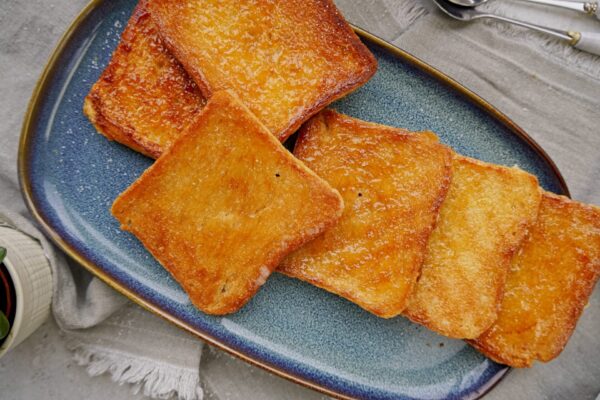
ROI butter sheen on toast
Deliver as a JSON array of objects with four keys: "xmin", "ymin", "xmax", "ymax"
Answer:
[
  {"xmin": 469, "ymin": 193, "xmax": 600, "ymax": 367},
  {"xmin": 147, "ymin": 0, "xmax": 377, "ymax": 142},
  {"xmin": 279, "ymin": 110, "xmax": 453, "ymax": 318},
  {"xmin": 112, "ymin": 91, "xmax": 343, "ymax": 315},
  {"xmin": 404, "ymin": 155, "xmax": 542, "ymax": 339},
  {"xmin": 84, "ymin": 0, "xmax": 205, "ymax": 158}
]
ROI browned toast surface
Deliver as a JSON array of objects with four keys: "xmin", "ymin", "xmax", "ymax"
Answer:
[
  {"xmin": 469, "ymin": 193, "xmax": 600, "ymax": 367},
  {"xmin": 404, "ymin": 155, "xmax": 542, "ymax": 339},
  {"xmin": 84, "ymin": 0, "xmax": 205, "ymax": 158},
  {"xmin": 148, "ymin": 0, "xmax": 377, "ymax": 142},
  {"xmin": 279, "ymin": 110, "xmax": 452, "ymax": 318},
  {"xmin": 112, "ymin": 91, "xmax": 343, "ymax": 315}
]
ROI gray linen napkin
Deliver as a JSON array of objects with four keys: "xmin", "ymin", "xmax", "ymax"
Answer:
[
  {"xmin": 0, "ymin": 206, "xmax": 204, "ymax": 400},
  {"xmin": 1, "ymin": 0, "xmax": 599, "ymax": 399}
]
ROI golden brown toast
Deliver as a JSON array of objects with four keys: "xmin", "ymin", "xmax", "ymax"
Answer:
[
  {"xmin": 404, "ymin": 156, "xmax": 542, "ymax": 339},
  {"xmin": 147, "ymin": 0, "xmax": 377, "ymax": 142},
  {"xmin": 112, "ymin": 91, "xmax": 343, "ymax": 315},
  {"xmin": 468, "ymin": 193, "xmax": 600, "ymax": 367},
  {"xmin": 84, "ymin": 0, "xmax": 205, "ymax": 159},
  {"xmin": 279, "ymin": 110, "xmax": 453, "ymax": 318}
]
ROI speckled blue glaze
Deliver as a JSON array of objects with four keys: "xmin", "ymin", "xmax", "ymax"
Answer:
[{"xmin": 22, "ymin": 1, "xmax": 568, "ymax": 399}]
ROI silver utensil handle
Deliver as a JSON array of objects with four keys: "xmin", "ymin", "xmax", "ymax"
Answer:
[
  {"xmin": 517, "ymin": 0, "xmax": 599, "ymax": 19},
  {"xmin": 485, "ymin": 14, "xmax": 572, "ymax": 40},
  {"xmin": 485, "ymin": 15, "xmax": 600, "ymax": 56},
  {"xmin": 571, "ymin": 31, "xmax": 600, "ymax": 55}
]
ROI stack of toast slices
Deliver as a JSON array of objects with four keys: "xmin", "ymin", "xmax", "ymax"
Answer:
[{"xmin": 85, "ymin": 0, "xmax": 600, "ymax": 369}]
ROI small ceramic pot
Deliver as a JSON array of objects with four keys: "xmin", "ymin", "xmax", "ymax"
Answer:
[
  {"xmin": 0, "ymin": 261, "xmax": 16, "ymax": 344},
  {"xmin": 0, "ymin": 226, "xmax": 52, "ymax": 358}
]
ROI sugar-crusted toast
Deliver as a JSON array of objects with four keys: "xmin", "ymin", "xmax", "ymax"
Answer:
[
  {"xmin": 84, "ymin": 0, "xmax": 205, "ymax": 158},
  {"xmin": 279, "ymin": 110, "xmax": 452, "ymax": 318},
  {"xmin": 404, "ymin": 155, "xmax": 542, "ymax": 338},
  {"xmin": 469, "ymin": 193, "xmax": 600, "ymax": 367},
  {"xmin": 112, "ymin": 91, "xmax": 343, "ymax": 315},
  {"xmin": 147, "ymin": 0, "xmax": 377, "ymax": 142}
]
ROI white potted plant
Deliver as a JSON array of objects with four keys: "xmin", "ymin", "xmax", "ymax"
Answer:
[
  {"xmin": 0, "ymin": 247, "xmax": 12, "ymax": 343},
  {"xmin": 0, "ymin": 225, "xmax": 52, "ymax": 358}
]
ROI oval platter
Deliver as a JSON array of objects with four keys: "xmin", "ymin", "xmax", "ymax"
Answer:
[{"xmin": 19, "ymin": 1, "xmax": 569, "ymax": 399}]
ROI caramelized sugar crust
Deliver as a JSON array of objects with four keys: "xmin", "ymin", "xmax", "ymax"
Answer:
[
  {"xmin": 469, "ymin": 193, "xmax": 600, "ymax": 367},
  {"xmin": 148, "ymin": 0, "xmax": 377, "ymax": 141},
  {"xmin": 404, "ymin": 155, "xmax": 542, "ymax": 339},
  {"xmin": 84, "ymin": 0, "xmax": 205, "ymax": 158},
  {"xmin": 280, "ymin": 110, "xmax": 452, "ymax": 318},
  {"xmin": 112, "ymin": 91, "xmax": 343, "ymax": 314}
]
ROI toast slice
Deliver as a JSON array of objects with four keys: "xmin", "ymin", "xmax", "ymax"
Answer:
[
  {"xmin": 279, "ymin": 110, "xmax": 453, "ymax": 318},
  {"xmin": 84, "ymin": 0, "xmax": 205, "ymax": 158},
  {"xmin": 469, "ymin": 193, "xmax": 600, "ymax": 367},
  {"xmin": 147, "ymin": 0, "xmax": 377, "ymax": 142},
  {"xmin": 404, "ymin": 156, "xmax": 542, "ymax": 338},
  {"xmin": 112, "ymin": 91, "xmax": 343, "ymax": 315}
]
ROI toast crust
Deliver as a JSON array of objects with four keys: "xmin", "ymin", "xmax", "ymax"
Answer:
[
  {"xmin": 404, "ymin": 155, "xmax": 542, "ymax": 339},
  {"xmin": 469, "ymin": 193, "xmax": 600, "ymax": 367},
  {"xmin": 84, "ymin": 0, "xmax": 205, "ymax": 158},
  {"xmin": 279, "ymin": 110, "xmax": 453, "ymax": 318},
  {"xmin": 112, "ymin": 91, "xmax": 343, "ymax": 315},
  {"xmin": 148, "ymin": 0, "xmax": 377, "ymax": 142}
]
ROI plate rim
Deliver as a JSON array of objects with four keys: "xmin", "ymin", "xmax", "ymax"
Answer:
[{"xmin": 17, "ymin": 1, "xmax": 569, "ymax": 399}]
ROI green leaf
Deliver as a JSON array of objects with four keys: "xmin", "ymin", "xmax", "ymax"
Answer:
[
  {"xmin": 0, "ymin": 310, "xmax": 9, "ymax": 340},
  {"xmin": 0, "ymin": 247, "xmax": 5, "ymax": 264}
]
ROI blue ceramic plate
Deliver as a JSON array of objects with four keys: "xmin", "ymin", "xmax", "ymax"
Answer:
[{"xmin": 20, "ymin": 1, "xmax": 568, "ymax": 399}]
